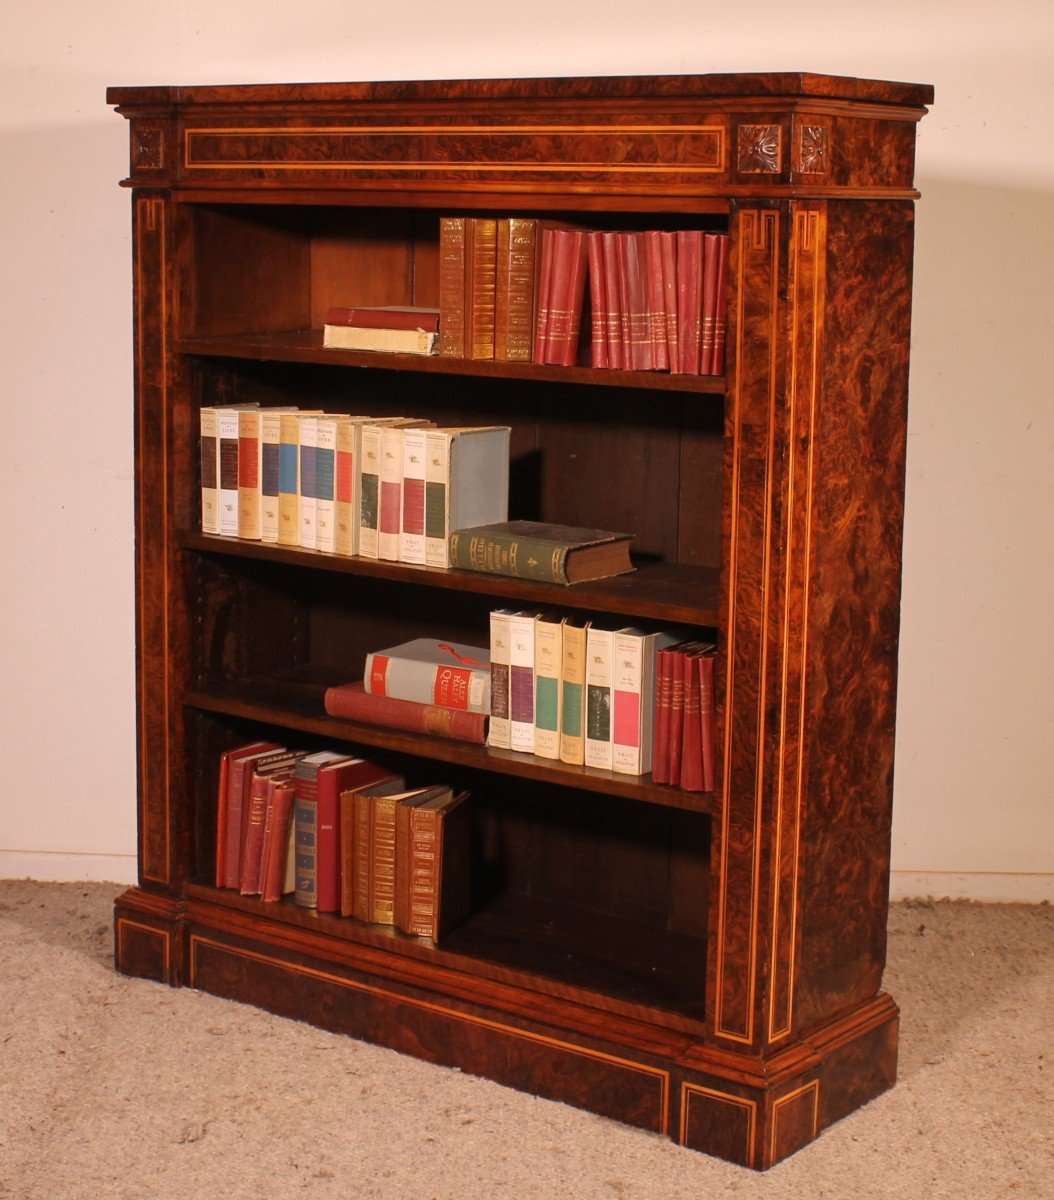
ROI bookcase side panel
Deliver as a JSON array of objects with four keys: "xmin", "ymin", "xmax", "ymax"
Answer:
[
  {"xmin": 131, "ymin": 189, "xmax": 194, "ymax": 891},
  {"xmin": 791, "ymin": 199, "xmax": 916, "ymax": 1034}
]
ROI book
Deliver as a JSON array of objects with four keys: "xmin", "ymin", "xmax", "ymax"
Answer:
[
  {"xmin": 494, "ymin": 217, "xmax": 539, "ymax": 362},
  {"xmin": 298, "ymin": 414, "xmax": 319, "ymax": 549},
  {"xmin": 357, "ymin": 421, "xmax": 383, "ymax": 558},
  {"xmin": 438, "ymin": 216, "xmax": 497, "ymax": 360},
  {"xmin": 423, "ymin": 426, "xmax": 511, "ymax": 569},
  {"xmin": 700, "ymin": 232, "xmax": 722, "ymax": 377},
  {"xmin": 324, "ymin": 305, "xmax": 440, "ymax": 332},
  {"xmin": 558, "ymin": 616, "xmax": 590, "ymax": 765},
  {"xmin": 220, "ymin": 743, "xmax": 285, "ymax": 889},
  {"xmin": 601, "ymin": 232, "xmax": 624, "ymax": 369},
  {"xmin": 532, "ymin": 222, "xmax": 556, "ymax": 363},
  {"xmin": 377, "ymin": 423, "xmax": 404, "ymax": 562},
  {"xmin": 314, "ymin": 414, "xmax": 340, "ymax": 553},
  {"xmin": 293, "ymin": 750, "xmax": 350, "ymax": 908},
  {"xmin": 324, "ymin": 681, "xmax": 488, "ymax": 745},
  {"xmin": 322, "ymin": 325, "xmax": 438, "ymax": 355},
  {"xmin": 448, "ymin": 521, "xmax": 634, "ymax": 586},
  {"xmin": 353, "ymin": 783, "xmax": 435, "ymax": 924},
  {"xmin": 400, "ymin": 425, "xmax": 428, "ymax": 565},
  {"xmin": 586, "ymin": 231, "xmax": 609, "ymax": 369},
  {"xmin": 612, "ymin": 629, "xmax": 679, "ymax": 775},
  {"xmin": 645, "ymin": 230, "xmax": 669, "ymax": 371},
  {"xmin": 365, "ymin": 638, "xmax": 490, "ymax": 713},
  {"xmin": 709, "ymin": 234, "xmax": 730, "ymax": 375},
  {"xmin": 395, "ymin": 789, "xmax": 471, "ymax": 940},
  {"xmin": 680, "ymin": 651, "xmax": 705, "ymax": 792},
  {"xmin": 236, "ymin": 408, "xmax": 262, "ymax": 539},
  {"xmin": 259, "ymin": 777, "xmax": 296, "ymax": 903},
  {"xmin": 667, "ymin": 645, "xmax": 688, "ymax": 785},
  {"xmin": 259, "ymin": 409, "xmax": 284, "ymax": 543},
  {"xmin": 487, "ymin": 608, "xmax": 515, "ymax": 749},
  {"xmin": 217, "ymin": 405, "xmax": 255, "ymax": 537},
  {"xmin": 660, "ymin": 231, "xmax": 679, "ymax": 369},
  {"xmin": 315, "ymin": 756, "xmax": 393, "ymax": 913},
  {"xmin": 340, "ymin": 775, "xmax": 406, "ymax": 918},
  {"xmin": 618, "ymin": 231, "xmax": 651, "ymax": 371},
  {"xmin": 214, "ymin": 741, "xmax": 278, "ymax": 888},
  {"xmin": 584, "ymin": 624, "xmax": 615, "ymax": 770},
  {"xmin": 508, "ymin": 611, "xmax": 537, "ymax": 754},
  {"xmin": 240, "ymin": 768, "xmax": 296, "ymax": 896},
  {"xmin": 199, "ymin": 407, "xmax": 219, "ymax": 534},
  {"xmin": 438, "ymin": 216, "xmax": 467, "ymax": 357},
  {"xmin": 699, "ymin": 649, "xmax": 717, "ymax": 792},
  {"xmin": 675, "ymin": 230, "xmax": 703, "ymax": 375},
  {"xmin": 333, "ymin": 416, "xmax": 357, "ymax": 557},
  {"xmin": 277, "ymin": 412, "xmax": 303, "ymax": 547},
  {"xmin": 542, "ymin": 228, "xmax": 588, "ymax": 366},
  {"xmin": 533, "ymin": 611, "xmax": 564, "ymax": 760}
]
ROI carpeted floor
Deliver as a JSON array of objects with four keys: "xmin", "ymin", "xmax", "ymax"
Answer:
[{"xmin": 0, "ymin": 882, "xmax": 1050, "ymax": 1199}]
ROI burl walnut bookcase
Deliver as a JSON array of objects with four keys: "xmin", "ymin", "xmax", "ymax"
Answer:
[{"xmin": 108, "ymin": 71, "xmax": 931, "ymax": 1168}]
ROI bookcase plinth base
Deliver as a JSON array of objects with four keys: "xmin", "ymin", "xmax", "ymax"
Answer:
[
  {"xmin": 158, "ymin": 891, "xmax": 898, "ymax": 1170},
  {"xmin": 114, "ymin": 887, "xmax": 187, "ymax": 987}
]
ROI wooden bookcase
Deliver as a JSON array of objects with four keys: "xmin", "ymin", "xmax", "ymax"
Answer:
[{"xmin": 108, "ymin": 72, "xmax": 931, "ymax": 1169}]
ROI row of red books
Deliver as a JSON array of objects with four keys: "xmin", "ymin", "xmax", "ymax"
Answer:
[
  {"xmin": 537, "ymin": 228, "xmax": 730, "ymax": 376},
  {"xmin": 437, "ymin": 215, "xmax": 728, "ymax": 376},
  {"xmin": 653, "ymin": 641, "xmax": 717, "ymax": 793},
  {"xmin": 213, "ymin": 742, "xmax": 470, "ymax": 939}
]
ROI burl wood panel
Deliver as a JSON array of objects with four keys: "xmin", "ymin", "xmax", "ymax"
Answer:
[
  {"xmin": 792, "ymin": 200, "xmax": 916, "ymax": 1034},
  {"xmin": 188, "ymin": 930, "xmax": 670, "ymax": 1132}
]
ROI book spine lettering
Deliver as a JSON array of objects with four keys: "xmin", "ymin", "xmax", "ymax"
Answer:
[
  {"xmin": 495, "ymin": 217, "xmax": 538, "ymax": 362},
  {"xmin": 488, "ymin": 610, "xmax": 512, "ymax": 749},
  {"xmin": 277, "ymin": 413, "xmax": 300, "ymax": 546},
  {"xmin": 448, "ymin": 531, "xmax": 570, "ymax": 584},
  {"xmin": 294, "ymin": 779, "xmax": 318, "ymax": 907},
  {"xmin": 377, "ymin": 425, "xmax": 403, "ymax": 562},
  {"xmin": 357, "ymin": 424, "xmax": 382, "ymax": 558},
  {"xmin": 438, "ymin": 216, "xmax": 466, "ymax": 357},
  {"xmin": 584, "ymin": 627, "xmax": 614, "ymax": 770},
  {"xmin": 465, "ymin": 217, "xmax": 497, "ymax": 360},
  {"xmin": 200, "ymin": 409, "xmax": 219, "ymax": 534},
  {"xmin": 400, "ymin": 427, "xmax": 428, "ymax": 565},
  {"xmin": 424, "ymin": 430, "xmax": 451, "ymax": 568},
  {"xmin": 508, "ymin": 613, "xmax": 536, "ymax": 753},
  {"xmin": 370, "ymin": 796, "xmax": 398, "ymax": 924},
  {"xmin": 314, "ymin": 418, "xmax": 337, "ymax": 553},
  {"xmin": 217, "ymin": 410, "xmax": 240, "ymax": 536}
]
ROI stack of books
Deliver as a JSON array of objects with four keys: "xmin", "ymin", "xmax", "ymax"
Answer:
[
  {"xmin": 213, "ymin": 741, "xmax": 470, "ymax": 940},
  {"xmin": 199, "ymin": 407, "xmax": 510, "ymax": 565},
  {"xmin": 322, "ymin": 305, "xmax": 440, "ymax": 356}
]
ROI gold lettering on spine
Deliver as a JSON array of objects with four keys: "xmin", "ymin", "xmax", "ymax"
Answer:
[
  {"xmin": 134, "ymin": 195, "xmax": 171, "ymax": 884},
  {"xmin": 715, "ymin": 208, "xmax": 779, "ymax": 1046},
  {"xmin": 768, "ymin": 207, "xmax": 825, "ymax": 1043}
]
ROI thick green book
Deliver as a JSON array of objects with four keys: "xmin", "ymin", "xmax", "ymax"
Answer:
[{"xmin": 448, "ymin": 521, "xmax": 634, "ymax": 586}]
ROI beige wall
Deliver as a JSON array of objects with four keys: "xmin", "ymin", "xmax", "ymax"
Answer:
[{"xmin": 2, "ymin": 1, "xmax": 1051, "ymax": 899}]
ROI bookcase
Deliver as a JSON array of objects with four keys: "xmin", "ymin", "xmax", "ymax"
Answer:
[{"xmin": 108, "ymin": 72, "xmax": 931, "ymax": 1169}]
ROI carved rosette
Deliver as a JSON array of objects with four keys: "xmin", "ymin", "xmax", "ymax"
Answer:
[
  {"xmin": 737, "ymin": 124, "xmax": 782, "ymax": 174},
  {"xmin": 796, "ymin": 123, "xmax": 829, "ymax": 175}
]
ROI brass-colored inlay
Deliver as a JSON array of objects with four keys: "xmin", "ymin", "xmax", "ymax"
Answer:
[{"xmin": 190, "ymin": 935, "xmax": 671, "ymax": 1132}]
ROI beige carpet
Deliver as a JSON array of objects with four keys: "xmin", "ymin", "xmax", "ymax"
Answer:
[{"xmin": 0, "ymin": 882, "xmax": 1050, "ymax": 1199}]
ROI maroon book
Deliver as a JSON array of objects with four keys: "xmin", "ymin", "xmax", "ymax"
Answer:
[
  {"xmin": 533, "ymin": 226, "xmax": 556, "ymax": 363},
  {"xmin": 222, "ymin": 743, "xmax": 283, "ymax": 889},
  {"xmin": 316, "ymin": 756, "xmax": 394, "ymax": 913},
  {"xmin": 675, "ymin": 230, "xmax": 703, "ymax": 375},
  {"xmin": 215, "ymin": 741, "xmax": 274, "ymax": 888},
  {"xmin": 644, "ymin": 231, "xmax": 668, "ymax": 371},
  {"xmin": 699, "ymin": 651, "xmax": 717, "ymax": 793},
  {"xmin": 667, "ymin": 647, "xmax": 687, "ymax": 785},
  {"xmin": 652, "ymin": 646, "xmax": 674, "ymax": 785},
  {"xmin": 601, "ymin": 232, "xmax": 624, "ymax": 369},
  {"xmin": 543, "ymin": 229, "xmax": 588, "ymax": 366},
  {"xmin": 710, "ymin": 234, "xmax": 730, "ymax": 375},
  {"xmin": 324, "ymin": 305, "xmax": 440, "ymax": 332},
  {"xmin": 325, "ymin": 681, "xmax": 488, "ymax": 745},
  {"xmin": 587, "ymin": 231, "xmax": 609, "ymax": 368},
  {"xmin": 679, "ymin": 653, "xmax": 705, "ymax": 792},
  {"xmin": 660, "ymin": 231, "xmax": 678, "ymax": 369},
  {"xmin": 617, "ymin": 232, "xmax": 651, "ymax": 371},
  {"xmin": 260, "ymin": 778, "xmax": 296, "ymax": 903},
  {"xmin": 241, "ymin": 770, "xmax": 295, "ymax": 896},
  {"xmin": 700, "ymin": 233, "xmax": 722, "ymax": 375}
]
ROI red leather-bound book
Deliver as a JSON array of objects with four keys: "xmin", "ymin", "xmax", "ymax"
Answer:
[
  {"xmin": 644, "ymin": 231, "xmax": 668, "ymax": 371},
  {"xmin": 600, "ymin": 232, "xmax": 624, "ymax": 369},
  {"xmin": 315, "ymin": 756, "xmax": 394, "ymax": 914},
  {"xmin": 617, "ymin": 232, "xmax": 651, "ymax": 371},
  {"xmin": 324, "ymin": 305, "xmax": 440, "ymax": 332},
  {"xmin": 222, "ymin": 743, "xmax": 282, "ymax": 889},
  {"xmin": 260, "ymin": 778, "xmax": 296, "ymax": 903},
  {"xmin": 215, "ymin": 741, "xmax": 273, "ymax": 888},
  {"xmin": 586, "ymin": 231, "xmax": 609, "ymax": 368},
  {"xmin": 533, "ymin": 226, "xmax": 556, "ymax": 363},
  {"xmin": 652, "ymin": 646, "xmax": 674, "ymax": 785},
  {"xmin": 680, "ymin": 653, "xmax": 705, "ymax": 792},
  {"xmin": 700, "ymin": 232, "xmax": 722, "ymax": 375},
  {"xmin": 660, "ymin": 231, "xmax": 679, "ymax": 369},
  {"xmin": 710, "ymin": 234, "xmax": 730, "ymax": 375},
  {"xmin": 240, "ymin": 770, "xmax": 290, "ymax": 895},
  {"xmin": 544, "ymin": 229, "xmax": 589, "ymax": 366},
  {"xmin": 699, "ymin": 650, "xmax": 717, "ymax": 792},
  {"xmin": 667, "ymin": 647, "xmax": 687, "ymax": 785},
  {"xmin": 325, "ymin": 681, "xmax": 488, "ymax": 744},
  {"xmin": 675, "ymin": 230, "xmax": 703, "ymax": 374}
]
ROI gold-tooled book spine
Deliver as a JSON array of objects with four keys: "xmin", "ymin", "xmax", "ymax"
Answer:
[
  {"xmin": 495, "ymin": 217, "xmax": 538, "ymax": 362},
  {"xmin": 438, "ymin": 216, "xmax": 466, "ymax": 357},
  {"xmin": 465, "ymin": 217, "xmax": 497, "ymax": 360}
]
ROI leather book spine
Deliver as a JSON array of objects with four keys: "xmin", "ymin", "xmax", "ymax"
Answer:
[
  {"xmin": 544, "ymin": 230, "xmax": 588, "ymax": 366},
  {"xmin": 200, "ymin": 408, "xmax": 219, "ymax": 535},
  {"xmin": 495, "ymin": 217, "xmax": 538, "ymax": 362},
  {"xmin": 448, "ymin": 529, "xmax": 571, "ymax": 584},
  {"xmin": 465, "ymin": 217, "xmax": 497, "ymax": 360},
  {"xmin": 314, "ymin": 768, "xmax": 342, "ymax": 914},
  {"xmin": 324, "ymin": 306, "xmax": 440, "ymax": 332},
  {"xmin": 711, "ymin": 233, "xmax": 730, "ymax": 375},
  {"xmin": 223, "ymin": 756, "xmax": 252, "ymax": 889},
  {"xmin": 394, "ymin": 798, "xmax": 415, "ymax": 934},
  {"xmin": 239, "ymin": 772, "xmax": 271, "ymax": 894},
  {"xmin": 667, "ymin": 647, "xmax": 687, "ymax": 785},
  {"xmin": 660, "ymin": 231, "xmax": 679, "ymax": 370},
  {"xmin": 370, "ymin": 794, "xmax": 399, "ymax": 925},
  {"xmin": 532, "ymin": 226, "xmax": 556, "ymax": 363},
  {"xmin": 601, "ymin": 232, "xmax": 624, "ymax": 369},
  {"xmin": 618, "ymin": 232, "xmax": 652, "ymax": 371},
  {"xmin": 586, "ymin": 231, "xmax": 609, "ymax": 368},
  {"xmin": 324, "ymin": 683, "xmax": 488, "ymax": 744},
  {"xmin": 651, "ymin": 646, "xmax": 673, "ymax": 785},
  {"xmin": 433, "ymin": 796, "xmax": 472, "ymax": 940},
  {"xmin": 675, "ymin": 230, "xmax": 703, "ymax": 375},
  {"xmin": 700, "ymin": 232, "xmax": 721, "ymax": 376},
  {"xmin": 644, "ymin": 230, "xmax": 669, "ymax": 370},
  {"xmin": 679, "ymin": 653, "xmax": 705, "ymax": 792},
  {"xmin": 214, "ymin": 749, "xmax": 232, "ymax": 887},
  {"xmin": 352, "ymin": 790, "xmax": 373, "ymax": 921},
  {"xmin": 699, "ymin": 652, "xmax": 716, "ymax": 793},
  {"xmin": 438, "ymin": 216, "xmax": 466, "ymax": 357},
  {"xmin": 260, "ymin": 781, "xmax": 295, "ymax": 903},
  {"xmin": 405, "ymin": 805, "xmax": 440, "ymax": 939}
]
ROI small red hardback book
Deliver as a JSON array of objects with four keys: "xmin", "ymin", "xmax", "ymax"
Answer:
[
  {"xmin": 221, "ymin": 743, "xmax": 283, "ymax": 889},
  {"xmin": 324, "ymin": 305, "xmax": 440, "ymax": 331},
  {"xmin": 215, "ymin": 741, "xmax": 274, "ymax": 888},
  {"xmin": 652, "ymin": 647, "xmax": 674, "ymax": 785},
  {"xmin": 315, "ymin": 756, "xmax": 394, "ymax": 913},
  {"xmin": 260, "ymin": 777, "xmax": 296, "ymax": 903},
  {"xmin": 675, "ymin": 230, "xmax": 703, "ymax": 375},
  {"xmin": 700, "ymin": 233, "xmax": 722, "ymax": 375},
  {"xmin": 544, "ymin": 229, "xmax": 589, "ymax": 366},
  {"xmin": 601, "ymin": 232, "xmax": 624, "ymax": 369},
  {"xmin": 325, "ymin": 681, "xmax": 488, "ymax": 744},
  {"xmin": 586, "ymin": 231, "xmax": 609, "ymax": 369},
  {"xmin": 680, "ymin": 653, "xmax": 705, "ymax": 792},
  {"xmin": 699, "ymin": 651, "xmax": 717, "ymax": 793},
  {"xmin": 644, "ymin": 230, "xmax": 668, "ymax": 371}
]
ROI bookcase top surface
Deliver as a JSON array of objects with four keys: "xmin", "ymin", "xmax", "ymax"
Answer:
[{"xmin": 107, "ymin": 71, "xmax": 934, "ymax": 110}]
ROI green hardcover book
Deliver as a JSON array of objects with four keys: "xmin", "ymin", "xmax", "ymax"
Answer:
[{"xmin": 449, "ymin": 521, "xmax": 634, "ymax": 586}]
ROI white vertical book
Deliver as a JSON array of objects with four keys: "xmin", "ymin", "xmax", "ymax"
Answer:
[
  {"xmin": 358, "ymin": 422, "xmax": 383, "ymax": 559},
  {"xmin": 298, "ymin": 415, "xmax": 319, "ymax": 550},
  {"xmin": 423, "ymin": 426, "xmax": 511, "ymax": 568},
  {"xmin": 315, "ymin": 415, "xmax": 340, "ymax": 554},
  {"xmin": 199, "ymin": 407, "xmax": 219, "ymax": 535},
  {"xmin": 612, "ymin": 628, "xmax": 678, "ymax": 775},
  {"xmin": 508, "ymin": 611, "xmax": 536, "ymax": 754},
  {"xmin": 400, "ymin": 427, "xmax": 429, "ymax": 564},
  {"xmin": 487, "ymin": 608, "xmax": 515, "ymax": 749},
  {"xmin": 533, "ymin": 612, "xmax": 564, "ymax": 760},
  {"xmin": 260, "ymin": 409, "xmax": 284, "ymax": 543},
  {"xmin": 377, "ymin": 425, "xmax": 404, "ymax": 562},
  {"xmin": 584, "ymin": 625, "xmax": 615, "ymax": 770}
]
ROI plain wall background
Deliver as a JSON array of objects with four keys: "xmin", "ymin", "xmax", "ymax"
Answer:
[{"xmin": 1, "ymin": 0, "xmax": 1051, "ymax": 900}]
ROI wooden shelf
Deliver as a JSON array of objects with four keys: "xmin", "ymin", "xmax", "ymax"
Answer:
[
  {"xmin": 183, "ymin": 880, "xmax": 708, "ymax": 1033},
  {"xmin": 180, "ymin": 530, "xmax": 721, "ymax": 626},
  {"xmin": 180, "ymin": 329, "xmax": 727, "ymax": 396},
  {"xmin": 183, "ymin": 680, "xmax": 720, "ymax": 817}
]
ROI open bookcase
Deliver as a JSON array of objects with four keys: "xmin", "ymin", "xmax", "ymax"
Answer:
[{"xmin": 108, "ymin": 72, "xmax": 931, "ymax": 1169}]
